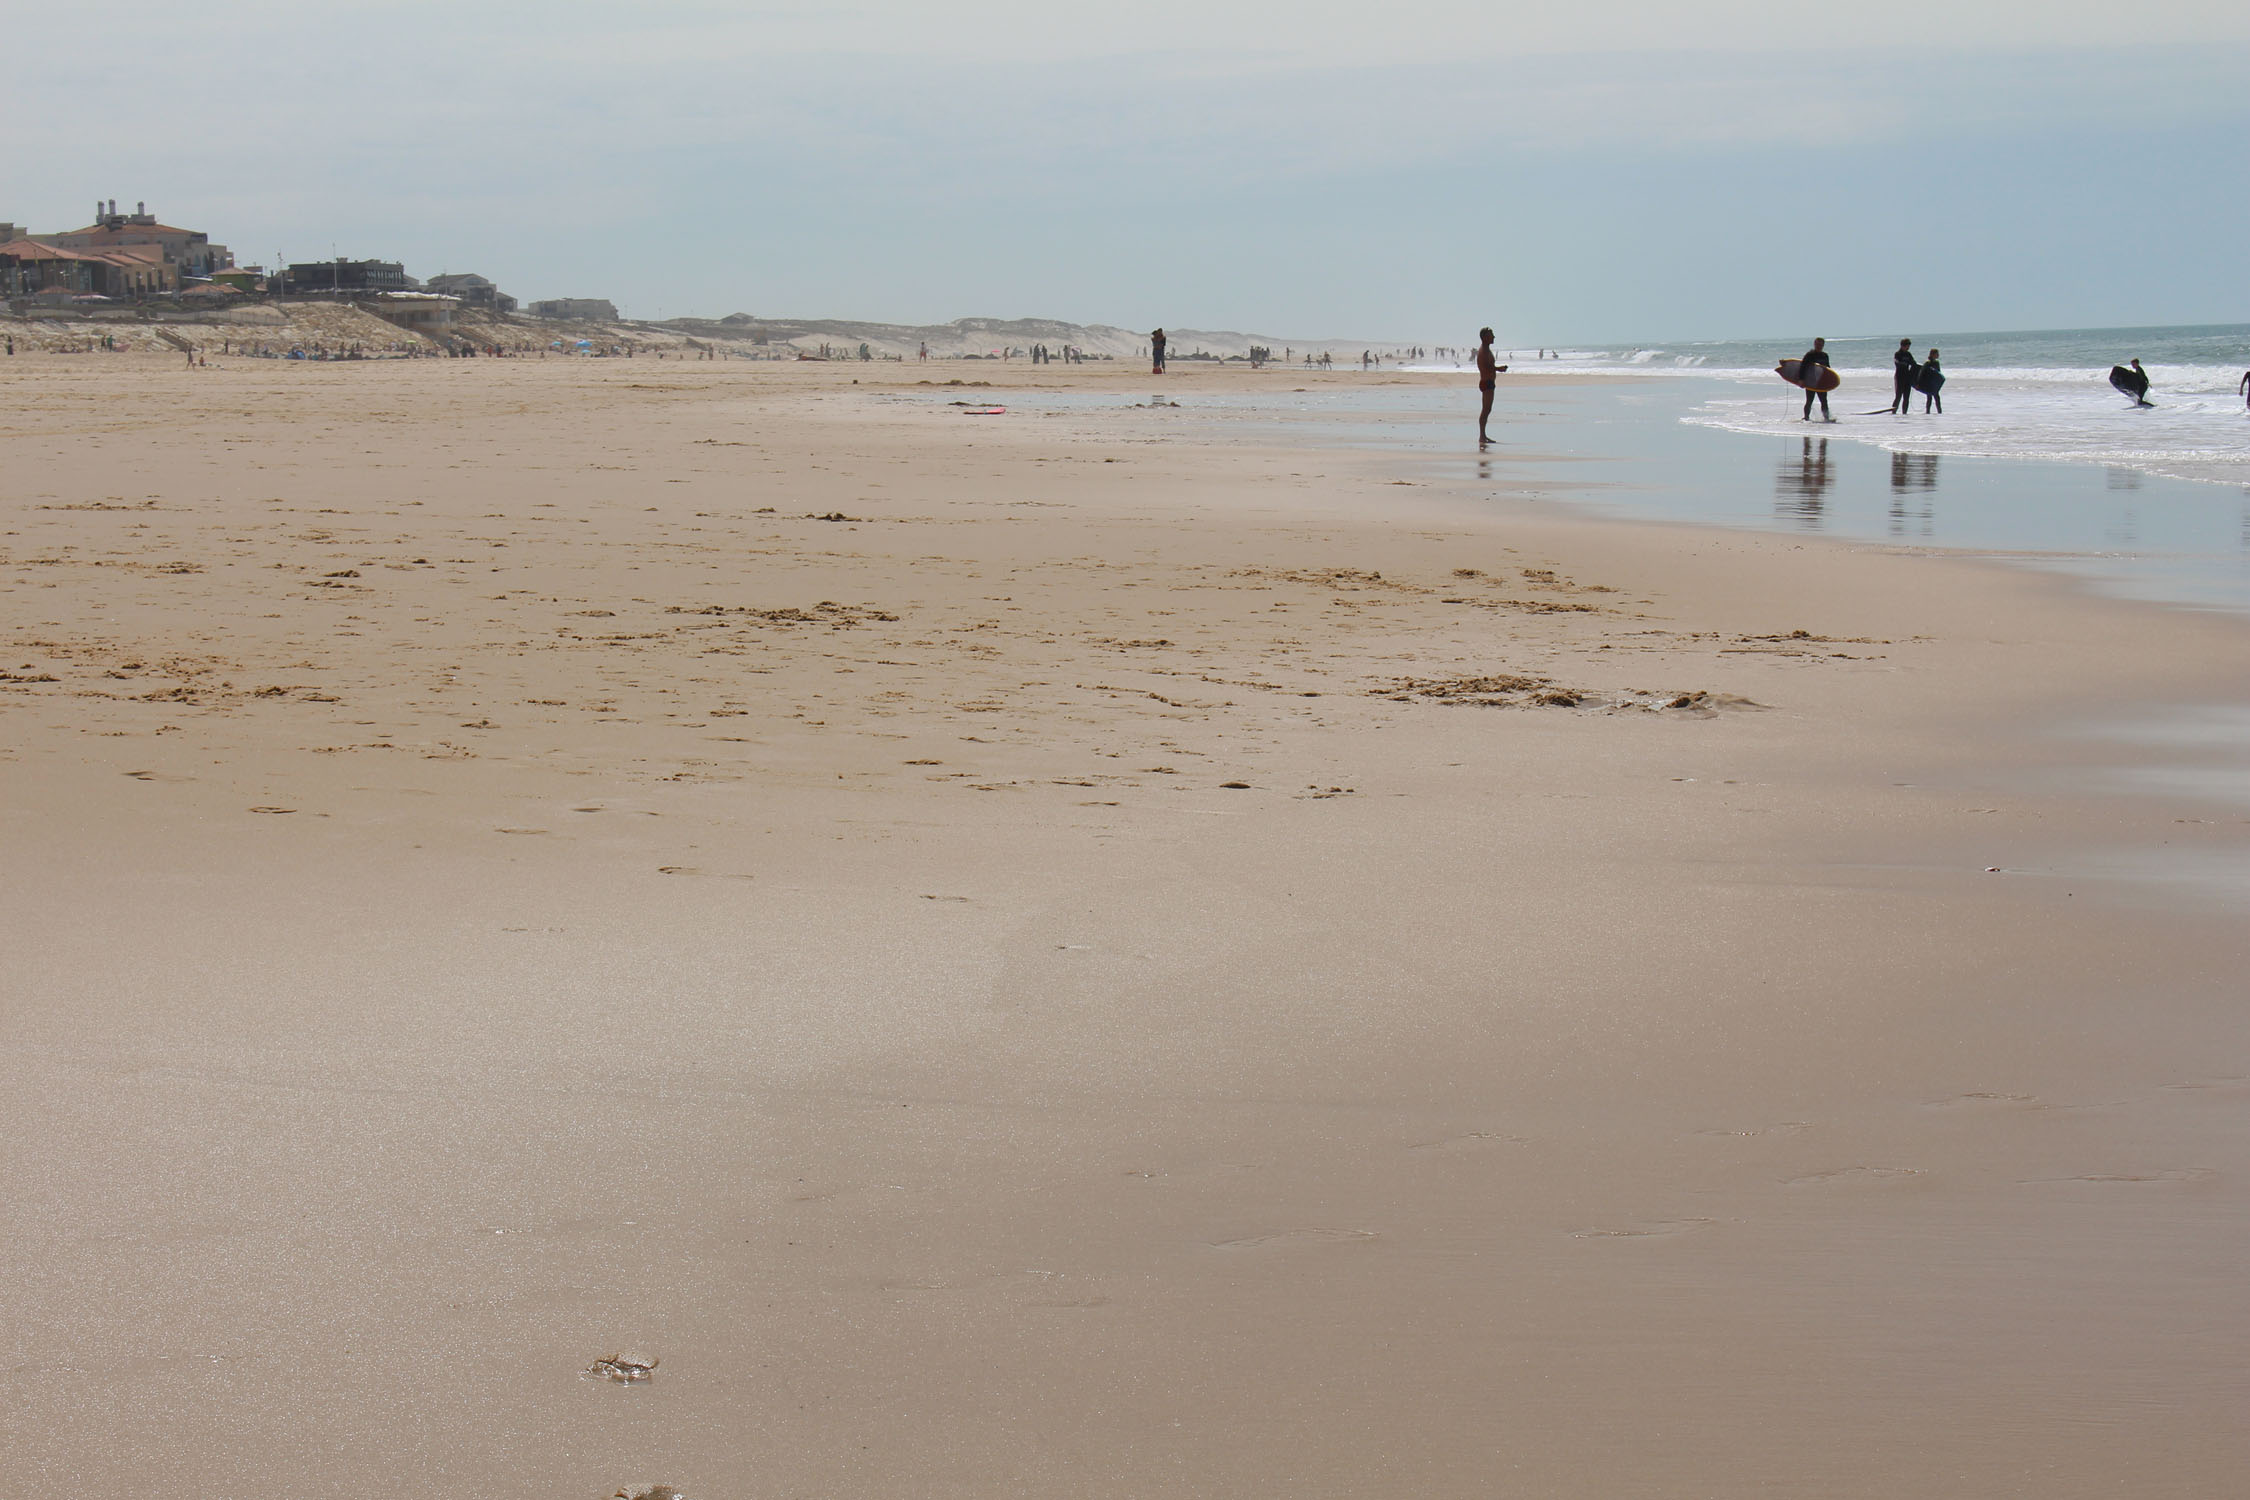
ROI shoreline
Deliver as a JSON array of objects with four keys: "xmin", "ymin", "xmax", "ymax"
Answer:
[{"xmin": 5, "ymin": 357, "xmax": 2247, "ymax": 1496}]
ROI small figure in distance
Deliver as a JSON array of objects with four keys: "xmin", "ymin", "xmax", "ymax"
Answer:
[
  {"xmin": 1921, "ymin": 348, "xmax": 1943, "ymax": 414},
  {"xmin": 1475, "ymin": 327, "xmax": 1499, "ymax": 446},
  {"xmin": 1799, "ymin": 336, "xmax": 1834, "ymax": 422},
  {"xmin": 2239, "ymin": 368, "xmax": 2248, "ymax": 412},
  {"xmin": 1892, "ymin": 337, "xmax": 1918, "ymax": 415},
  {"xmin": 1150, "ymin": 328, "xmax": 1167, "ymax": 375},
  {"xmin": 2129, "ymin": 357, "xmax": 2152, "ymax": 407}
]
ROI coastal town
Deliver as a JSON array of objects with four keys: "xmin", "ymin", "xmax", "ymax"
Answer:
[{"xmin": 1, "ymin": 198, "xmax": 1383, "ymax": 364}]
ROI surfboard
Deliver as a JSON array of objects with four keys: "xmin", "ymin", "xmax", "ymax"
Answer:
[
  {"xmin": 1777, "ymin": 359, "xmax": 1841, "ymax": 393},
  {"xmin": 2109, "ymin": 365, "xmax": 2150, "ymax": 403},
  {"xmin": 1917, "ymin": 366, "xmax": 1945, "ymax": 394}
]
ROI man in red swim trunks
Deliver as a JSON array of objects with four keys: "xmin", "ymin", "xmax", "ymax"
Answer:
[{"xmin": 1476, "ymin": 327, "xmax": 1498, "ymax": 445}]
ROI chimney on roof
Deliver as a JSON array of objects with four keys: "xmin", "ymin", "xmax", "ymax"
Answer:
[{"xmin": 137, "ymin": 202, "xmax": 145, "ymax": 216}]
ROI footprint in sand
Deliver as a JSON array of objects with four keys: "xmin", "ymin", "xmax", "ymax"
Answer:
[
  {"xmin": 1786, "ymin": 1166, "xmax": 1924, "ymax": 1186},
  {"xmin": 1407, "ymin": 1130, "xmax": 1528, "ymax": 1152},
  {"xmin": 1571, "ymin": 1217, "xmax": 1714, "ymax": 1240},
  {"xmin": 1927, "ymin": 1092, "xmax": 2040, "ymax": 1108},
  {"xmin": 2020, "ymin": 1168, "xmax": 2216, "ymax": 1186},
  {"xmin": 1209, "ymin": 1228, "xmax": 1379, "ymax": 1250}
]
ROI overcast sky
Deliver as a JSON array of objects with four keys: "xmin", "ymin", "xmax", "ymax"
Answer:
[{"xmin": 12, "ymin": 1, "xmax": 2248, "ymax": 341}]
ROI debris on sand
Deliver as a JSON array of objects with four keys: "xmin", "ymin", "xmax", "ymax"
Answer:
[
  {"xmin": 1385, "ymin": 673, "xmax": 1549, "ymax": 706},
  {"xmin": 1384, "ymin": 676, "xmax": 1760, "ymax": 714},
  {"xmin": 587, "ymin": 1354, "xmax": 659, "ymax": 1384},
  {"xmin": 662, "ymin": 601, "xmax": 897, "ymax": 627}
]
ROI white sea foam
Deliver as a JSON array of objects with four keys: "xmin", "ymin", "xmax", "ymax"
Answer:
[
  {"xmin": 1680, "ymin": 368, "xmax": 2250, "ymax": 487},
  {"xmin": 1407, "ymin": 331, "xmax": 2250, "ymax": 486}
]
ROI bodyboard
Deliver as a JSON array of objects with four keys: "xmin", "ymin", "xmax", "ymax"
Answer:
[{"xmin": 2110, "ymin": 365, "xmax": 2150, "ymax": 401}]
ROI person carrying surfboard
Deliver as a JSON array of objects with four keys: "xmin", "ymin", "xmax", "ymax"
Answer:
[
  {"xmin": 2116, "ymin": 358, "xmax": 2152, "ymax": 407},
  {"xmin": 1799, "ymin": 338, "xmax": 1834, "ymax": 422},
  {"xmin": 1475, "ymin": 327, "xmax": 1499, "ymax": 446},
  {"xmin": 1891, "ymin": 338, "xmax": 1919, "ymax": 415},
  {"xmin": 1919, "ymin": 348, "xmax": 1943, "ymax": 414}
]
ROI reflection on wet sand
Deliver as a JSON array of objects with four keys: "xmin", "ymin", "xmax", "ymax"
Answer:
[
  {"xmin": 1890, "ymin": 452, "xmax": 1938, "ymax": 538},
  {"xmin": 1776, "ymin": 436, "xmax": 1833, "ymax": 526}
]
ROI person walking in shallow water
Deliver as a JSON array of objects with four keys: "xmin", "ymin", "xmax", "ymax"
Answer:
[
  {"xmin": 2239, "ymin": 369, "xmax": 2248, "ymax": 412},
  {"xmin": 1920, "ymin": 348, "xmax": 1943, "ymax": 414},
  {"xmin": 1891, "ymin": 338, "xmax": 1918, "ymax": 415},
  {"xmin": 1475, "ymin": 328, "xmax": 1499, "ymax": 446},
  {"xmin": 1150, "ymin": 329, "xmax": 1167, "ymax": 375},
  {"xmin": 1799, "ymin": 337, "xmax": 1834, "ymax": 422}
]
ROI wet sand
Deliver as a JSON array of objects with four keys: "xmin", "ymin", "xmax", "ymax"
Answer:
[{"xmin": 4, "ymin": 355, "xmax": 2247, "ymax": 1497}]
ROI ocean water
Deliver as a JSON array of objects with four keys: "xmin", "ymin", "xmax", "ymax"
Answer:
[
  {"xmin": 914, "ymin": 324, "xmax": 2250, "ymax": 614},
  {"xmin": 1416, "ymin": 324, "xmax": 2250, "ymax": 488}
]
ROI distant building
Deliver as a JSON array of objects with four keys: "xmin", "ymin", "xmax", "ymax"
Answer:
[
  {"xmin": 285, "ymin": 258, "xmax": 414, "ymax": 295},
  {"xmin": 529, "ymin": 298, "xmax": 620, "ymax": 322},
  {"xmin": 425, "ymin": 273, "xmax": 517, "ymax": 314},
  {"xmin": 84, "ymin": 243, "xmax": 174, "ymax": 297},
  {"xmin": 39, "ymin": 200, "xmax": 231, "ymax": 279},
  {"xmin": 367, "ymin": 292, "xmax": 459, "ymax": 334},
  {"xmin": 1, "ymin": 237, "xmax": 101, "ymax": 298}
]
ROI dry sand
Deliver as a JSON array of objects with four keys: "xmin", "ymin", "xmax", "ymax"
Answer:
[{"xmin": 3, "ymin": 355, "xmax": 2246, "ymax": 1497}]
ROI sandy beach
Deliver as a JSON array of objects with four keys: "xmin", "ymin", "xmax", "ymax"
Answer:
[{"xmin": 4, "ymin": 354, "xmax": 2246, "ymax": 1497}]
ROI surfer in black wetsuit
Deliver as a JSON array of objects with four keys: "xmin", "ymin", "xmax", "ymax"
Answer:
[
  {"xmin": 1921, "ymin": 348, "xmax": 1942, "ymax": 414},
  {"xmin": 1800, "ymin": 337, "xmax": 1833, "ymax": 422},
  {"xmin": 1892, "ymin": 338, "xmax": 1918, "ymax": 415},
  {"xmin": 1475, "ymin": 327, "xmax": 1498, "ymax": 445},
  {"xmin": 2129, "ymin": 358, "xmax": 2151, "ymax": 406},
  {"xmin": 2238, "ymin": 369, "xmax": 2248, "ymax": 412}
]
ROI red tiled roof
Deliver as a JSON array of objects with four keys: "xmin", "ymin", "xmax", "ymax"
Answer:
[
  {"xmin": 56, "ymin": 223, "xmax": 203, "ymax": 238},
  {"xmin": 0, "ymin": 238, "xmax": 100, "ymax": 261}
]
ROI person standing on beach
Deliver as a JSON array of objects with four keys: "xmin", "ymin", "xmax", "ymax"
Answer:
[
  {"xmin": 1799, "ymin": 337, "xmax": 1834, "ymax": 422},
  {"xmin": 1921, "ymin": 348, "xmax": 1943, "ymax": 414},
  {"xmin": 1150, "ymin": 329, "xmax": 1167, "ymax": 375},
  {"xmin": 1475, "ymin": 327, "xmax": 1499, "ymax": 446},
  {"xmin": 2238, "ymin": 369, "xmax": 2248, "ymax": 411},
  {"xmin": 1891, "ymin": 338, "xmax": 1919, "ymax": 415}
]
